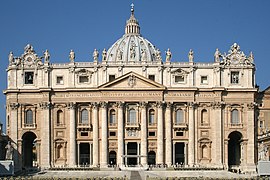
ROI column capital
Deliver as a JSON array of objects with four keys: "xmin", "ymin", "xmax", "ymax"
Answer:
[
  {"xmin": 91, "ymin": 102, "xmax": 99, "ymax": 109},
  {"xmin": 166, "ymin": 102, "xmax": 173, "ymax": 109},
  {"xmin": 156, "ymin": 101, "xmax": 165, "ymax": 108},
  {"xmin": 39, "ymin": 102, "xmax": 52, "ymax": 109},
  {"xmin": 187, "ymin": 102, "xmax": 197, "ymax": 109},
  {"xmin": 211, "ymin": 101, "xmax": 225, "ymax": 109},
  {"xmin": 100, "ymin": 101, "xmax": 108, "ymax": 108},
  {"xmin": 116, "ymin": 101, "xmax": 125, "ymax": 108},
  {"xmin": 9, "ymin": 103, "xmax": 19, "ymax": 110},
  {"xmin": 67, "ymin": 102, "xmax": 76, "ymax": 109},
  {"xmin": 139, "ymin": 101, "xmax": 148, "ymax": 108},
  {"xmin": 247, "ymin": 102, "xmax": 257, "ymax": 110}
]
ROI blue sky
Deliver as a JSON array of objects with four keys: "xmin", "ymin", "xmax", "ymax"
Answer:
[{"xmin": 0, "ymin": 0, "xmax": 270, "ymax": 130}]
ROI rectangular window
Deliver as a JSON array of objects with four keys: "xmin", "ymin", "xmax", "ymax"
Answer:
[
  {"xmin": 56, "ymin": 76, "xmax": 64, "ymax": 85},
  {"xmin": 81, "ymin": 132, "xmax": 88, "ymax": 136},
  {"xmin": 109, "ymin": 75, "xmax": 116, "ymax": 82},
  {"xmin": 175, "ymin": 75, "xmax": 184, "ymax": 83},
  {"xmin": 148, "ymin": 75, "xmax": 155, "ymax": 81},
  {"xmin": 25, "ymin": 72, "xmax": 34, "ymax": 84},
  {"xmin": 109, "ymin": 131, "xmax": 116, "ymax": 136},
  {"xmin": 79, "ymin": 76, "xmax": 89, "ymax": 83},
  {"xmin": 201, "ymin": 76, "xmax": 208, "ymax": 84},
  {"xmin": 149, "ymin": 131, "xmax": 156, "ymax": 136},
  {"xmin": 231, "ymin": 72, "xmax": 239, "ymax": 84},
  {"xmin": 176, "ymin": 131, "xmax": 184, "ymax": 136}
]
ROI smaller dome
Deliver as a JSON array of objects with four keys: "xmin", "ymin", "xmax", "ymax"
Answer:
[{"xmin": 106, "ymin": 4, "xmax": 161, "ymax": 62}]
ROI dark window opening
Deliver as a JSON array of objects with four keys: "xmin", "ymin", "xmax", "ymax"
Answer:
[
  {"xmin": 110, "ymin": 131, "xmax": 116, "ymax": 136},
  {"xmin": 148, "ymin": 75, "xmax": 155, "ymax": 81},
  {"xmin": 25, "ymin": 72, "xmax": 34, "ymax": 84},
  {"xmin": 176, "ymin": 131, "xmax": 184, "ymax": 136},
  {"xmin": 109, "ymin": 75, "xmax": 116, "ymax": 82},
  {"xmin": 81, "ymin": 132, "xmax": 88, "ymax": 136},
  {"xmin": 149, "ymin": 131, "xmax": 156, "ymax": 136}
]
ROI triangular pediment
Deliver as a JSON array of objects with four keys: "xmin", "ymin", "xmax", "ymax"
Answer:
[
  {"xmin": 99, "ymin": 71, "xmax": 166, "ymax": 90},
  {"xmin": 264, "ymin": 86, "xmax": 270, "ymax": 94}
]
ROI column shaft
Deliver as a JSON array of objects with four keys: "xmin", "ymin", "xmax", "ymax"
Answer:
[
  {"xmin": 165, "ymin": 103, "xmax": 172, "ymax": 166},
  {"xmin": 92, "ymin": 104, "xmax": 99, "ymax": 166},
  {"xmin": 188, "ymin": 103, "xmax": 195, "ymax": 165},
  {"xmin": 157, "ymin": 102, "xmax": 164, "ymax": 164},
  {"xmin": 69, "ymin": 103, "xmax": 76, "ymax": 167},
  {"xmin": 100, "ymin": 102, "xmax": 108, "ymax": 167},
  {"xmin": 117, "ymin": 102, "xmax": 124, "ymax": 166},
  {"xmin": 140, "ymin": 102, "xmax": 147, "ymax": 166},
  {"xmin": 9, "ymin": 104, "xmax": 19, "ymax": 171}
]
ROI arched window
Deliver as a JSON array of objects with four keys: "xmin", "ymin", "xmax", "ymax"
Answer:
[
  {"xmin": 231, "ymin": 109, "xmax": 239, "ymax": 124},
  {"xmin": 80, "ymin": 109, "xmax": 89, "ymax": 125},
  {"xmin": 128, "ymin": 109, "xmax": 136, "ymax": 125},
  {"xmin": 25, "ymin": 109, "xmax": 33, "ymax": 125},
  {"xmin": 110, "ymin": 109, "xmax": 116, "ymax": 125},
  {"xmin": 201, "ymin": 109, "xmax": 208, "ymax": 125},
  {"xmin": 175, "ymin": 109, "xmax": 184, "ymax": 125},
  {"xmin": 202, "ymin": 145, "xmax": 208, "ymax": 159},
  {"xmin": 149, "ymin": 109, "xmax": 155, "ymax": 125},
  {"xmin": 57, "ymin": 110, "xmax": 64, "ymax": 125}
]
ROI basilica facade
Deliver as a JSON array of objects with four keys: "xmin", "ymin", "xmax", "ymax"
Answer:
[{"xmin": 5, "ymin": 6, "xmax": 257, "ymax": 172}]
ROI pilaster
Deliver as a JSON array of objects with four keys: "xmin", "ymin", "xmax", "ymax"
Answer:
[
  {"xmin": 9, "ymin": 103, "xmax": 20, "ymax": 171},
  {"xmin": 39, "ymin": 102, "xmax": 52, "ymax": 168}
]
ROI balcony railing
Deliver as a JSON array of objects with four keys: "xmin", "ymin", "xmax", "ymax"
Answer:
[
  {"xmin": 23, "ymin": 123, "xmax": 36, "ymax": 128},
  {"xmin": 173, "ymin": 122, "xmax": 188, "ymax": 130},
  {"xmin": 228, "ymin": 123, "xmax": 243, "ymax": 128},
  {"xmin": 125, "ymin": 122, "xmax": 140, "ymax": 130}
]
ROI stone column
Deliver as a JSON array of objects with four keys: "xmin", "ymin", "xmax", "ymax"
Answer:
[
  {"xmin": 117, "ymin": 102, "xmax": 124, "ymax": 166},
  {"xmin": 246, "ymin": 104, "xmax": 256, "ymax": 171},
  {"xmin": 68, "ymin": 102, "xmax": 76, "ymax": 167},
  {"xmin": 165, "ymin": 102, "xmax": 172, "ymax": 166},
  {"xmin": 140, "ymin": 102, "xmax": 147, "ymax": 166},
  {"xmin": 92, "ymin": 102, "xmax": 99, "ymax": 166},
  {"xmin": 40, "ymin": 102, "xmax": 51, "ymax": 168},
  {"xmin": 214, "ymin": 103, "xmax": 223, "ymax": 167},
  {"xmin": 157, "ymin": 102, "xmax": 164, "ymax": 164},
  {"xmin": 9, "ymin": 103, "xmax": 19, "ymax": 171},
  {"xmin": 224, "ymin": 140, "xmax": 228, "ymax": 170},
  {"xmin": 188, "ymin": 102, "xmax": 195, "ymax": 165},
  {"xmin": 100, "ymin": 102, "xmax": 108, "ymax": 168}
]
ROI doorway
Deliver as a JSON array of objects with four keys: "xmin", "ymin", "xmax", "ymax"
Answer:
[
  {"xmin": 22, "ymin": 132, "xmax": 37, "ymax": 168},
  {"xmin": 79, "ymin": 143, "xmax": 90, "ymax": 165},
  {"xmin": 228, "ymin": 131, "xmax": 242, "ymax": 166},
  {"xmin": 127, "ymin": 142, "xmax": 137, "ymax": 165},
  {"xmin": 175, "ymin": 142, "xmax": 185, "ymax": 165},
  {"xmin": 109, "ymin": 151, "xmax": 117, "ymax": 165},
  {"xmin": 148, "ymin": 151, "xmax": 156, "ymax": 165}
]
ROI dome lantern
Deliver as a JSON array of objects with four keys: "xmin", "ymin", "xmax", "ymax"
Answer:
[{"xmin": 125, "ymin": 3, "xmax": 140, "ymax": 35}]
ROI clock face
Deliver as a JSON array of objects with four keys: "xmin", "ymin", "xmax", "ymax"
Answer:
[
  {"xmin": 24, "ymin": 54, "xmax": 36, "ymax": 66},
  {"xmin": 231, "ymin": 54, "xmax": 239, "ymax": 65}
]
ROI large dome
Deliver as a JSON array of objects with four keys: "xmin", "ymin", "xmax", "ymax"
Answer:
[{"xmin": 106, "ymin": 5, "xmax": 161, "ymax": 62}]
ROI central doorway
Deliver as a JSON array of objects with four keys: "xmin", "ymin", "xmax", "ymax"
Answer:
[
  {"xmin": 175, "ymin": 142, "xmax": 185, "ymax": 164},
  {"xmin": 79, "ymin": 143, "xmax": 90, "ymax": 165},
  {"xmin": 127, "ymin": 142, "xmax": 137, "ymax": 165}
]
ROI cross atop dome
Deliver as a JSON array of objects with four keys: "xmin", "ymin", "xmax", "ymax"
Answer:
[
  {"xmin": 131, "ymin": 3, "xmax": 134, "ymax": 14},
  {"xmin": 125, "ymin": 3, "xmax": 140, "ymax": 35}
]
